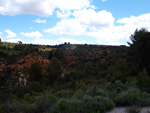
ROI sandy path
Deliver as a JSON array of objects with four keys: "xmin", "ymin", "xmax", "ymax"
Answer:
[{"xmin": 107, "ymin": 107, "xmax": 150, "ymax": 113}]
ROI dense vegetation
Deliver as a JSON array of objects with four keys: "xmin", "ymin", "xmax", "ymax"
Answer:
[{"xmin": 0, "ymin": 28, "xmax": 150, "ymax": 113}]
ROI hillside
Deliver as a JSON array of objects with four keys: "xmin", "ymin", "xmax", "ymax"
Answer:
[
  {"xmin": 0, "ymin": 42, "xmax": 127, "ymax": 88},
  {"xmin": 1, "ymin": 40, "xmax": 150, "ymax": 113}
]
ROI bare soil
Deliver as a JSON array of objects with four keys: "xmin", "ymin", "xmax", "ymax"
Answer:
[{"xmin": 107, "ymin": 107, "xmax": 150, "ymax": 113}]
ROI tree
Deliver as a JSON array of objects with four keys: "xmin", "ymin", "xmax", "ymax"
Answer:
[
  {"xmin": 29, "ymin": 61, "xmax": 43, "ymax": 82},
  {"xmin": 128, "ymin": 28, "xmax": 150, "ymax": 73},
  {"xmin": 137, "ymin": 69, "xmax": 150, "ymax": 91},
  {"xmin": 75, "ymin": 62, "xmax": 96, "ymax": 79},
  {"xmin": 48, "ymin": 50, "xmax": 54, "ymax": 60},
  {"xmin": 46, "ymin": 58, "xmax": 63, "ymax": 85},
  {"xmin": 128, "ymin": 28, "xmax": 148, "ymax": 45},
  {"xmin": 18, "ymin": 41, "xmax": 23, "ymax": 44}
]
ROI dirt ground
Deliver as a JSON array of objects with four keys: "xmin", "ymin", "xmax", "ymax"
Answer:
[{"xmin": 107, "ymin": 107, "xmax": 150, "ymax": 113}]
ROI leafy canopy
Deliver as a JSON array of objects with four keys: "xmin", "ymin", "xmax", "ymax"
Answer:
[{"xmin": 128, "ymin": 28, "xmax": 150, "ymax": 73}]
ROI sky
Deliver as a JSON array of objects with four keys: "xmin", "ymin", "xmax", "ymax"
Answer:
[{"xmin": 0, "ymin": 0, "xmax": 150, "ymax": 45}]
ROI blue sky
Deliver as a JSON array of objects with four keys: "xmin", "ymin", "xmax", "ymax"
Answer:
[{"xmin": 0, "ymin": 0, "xmax": 150, "ymax": 45}]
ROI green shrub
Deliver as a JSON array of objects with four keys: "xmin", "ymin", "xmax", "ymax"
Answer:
[
  {"xmin": 52, "ymin": 99, "xmax": 82, "ymax": 113},
  {"xmin": 112, "ymin": 80, "xmax": 127, "ymax": 92},
  {"xmin": 137, "ymin": 69, "xmax": 150, "ymax": 92},
  {"xmin": 114, "ymin": 89, "xmax": 150, "ymax": 107},
  {"xmin": 9, "ymin": 94, "xmax": 17, "ymax": 102},
  {"xmin": 126, "ymin": 105, "xmax": 141, "ymax": 113},
  {"xmin": 1, "ymin": 100, "xmax": 33, "ymax": 113},
  {"xmin": 105, "ymin": 80, "xmax": 127, "ymax": 93},
  {"xmin": 55, "ymin": 90, "xmax": 72, "ymax": 98},
  {"xmin": 82, "ymin": 96, "xmax": 115, "ymax": 113},
  {"xmin": 106, "ymin": 80, "xmax": 128, "ymax": 99},
  {"xmin": 0, "ymin": 104, "xmax": 10, "ymax": 113},
  {"xmin": 108, "ymin": 91, "xmax": 118, "ymax": 100},
  {"xmin": 106, "ymin": 64, "xmax": 126, "ymax": 82},
  {"xmin": 125, "ymin": 79, "xmax": 138, "ymax": 89},
  {"xmin": 52, "ymin": 96, "xmax": 115, "ymax": 113},
  {"xmin": 86, "ymin": 86, "xmax": 107, "ymax": 97},
  {"xmin": 72, "ymin": 90, "xmax": 84, "ymax": 100},
  {"xmin": 34, "ymin": 94, "xmax": 57, "ymax": 113},
  {"xmin": 96, "ymin": 89, "xmax": 107, "ymax": 97},
  {"xmin": 23, "ymin": 93, "xmax": 33, "ymax": 104}
]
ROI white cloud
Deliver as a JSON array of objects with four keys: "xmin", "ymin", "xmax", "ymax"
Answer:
[
  {"xmin": 87, "ymin": 27, "xmax": 132, "ymax": 45},
  {"xmin": 87, "ymin": 13, "xmax": 150, "ymax": 45},
  {"xmin": 44, "ymin": 19, "xmax": 86, "ymax": 36},
  {"xmin": 58, "ymin": 38, "xmax": 88, "ymax": 44},
  {"xmin": 0, "ymin": 0, "xmax": 54, "ymax": 17},
  {"xmin": 34, "ymin": 18, "xmax": 46, "ymax": 23},
  {"xmin": 6, "ymin": 38, "xmax": 23, "ymax": 43},
  {"xmin": 44, "ymin": 9, "xmax": 114, "ymax": 36},
  {"xmin": 90, "ymin": 5, "xmax": 96, "ymax": 9},
  {"xmin": 73, "ymin": 9, "xmax": 114, "ymax": 28},
  {"xmin": 117, "ymin": 13, "xmax": 150, "ymax": 30},
  {"xmin": 0, "ymin": 32, "xmax": 2, "ymax": 40},
  {"xmin": 56, "ymin": 10, "xmax": 72, "ymax": 19},
  {"xmin": 5, "ymin": 29, "xmax": 17, "ymax": 38},
  {"xmin": 54, "ymin": 0, "xmax": 90, "ymax": 11},
  {"xmin": 0, "ymin": 0, "xmax": 91, "ymax": 17},
  {"xmin": 101, "ymin": 0, "xmax": 107, "ymax": 2},
  {"xmin": 117, "ymin": 13, "xmax": 150, "ymax": 24},
  {"xmin": 20, "ymin": 31, "xmax": 43, "ymax": 38},
  {"xmin": 31, "ymin": 38, "xmax": 88, "ymax": 45},
  {"xmin": 31, "ymin": 39, "xmax": 58, "ymax": 45}
]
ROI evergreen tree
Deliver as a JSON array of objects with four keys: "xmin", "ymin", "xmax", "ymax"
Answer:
[
  {"xmin": 46, "ymin": 58, "xmax": 63, "ymax": 85},
  {"xmin": 29, "ymin": 61, "xmax": 43, "ymax": 82},
  {"xmin": 128, "ymin": 28, "xmax": 150, "ymax": 73}
]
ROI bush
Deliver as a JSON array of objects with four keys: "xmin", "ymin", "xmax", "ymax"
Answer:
[
  {"xmin": 114, "ymin": 89, "xmax": 150, "ymax": 107},
  {"xmin": 55, "ymin": 90, "xmax": 72, "ymax": 98},
  {"xmin": 125, "ymin": 79, "xmax": 138, "ymax": 89},
  {"xmin": 86, "ymin": 86, "xmax": 107, "ymax": 97},
  {"xmin": 9, "ymin": 94, "xmax": 17, "ymax": 102},
  {"xmin": 34, "ymin": 94, "xmax": 58, "ymax": 113},
  {"xmin": 52, "ymin": 96, "xmax": 115, "ymax": 113},
  {"xmin": 105, "ymin": 80, "xmax": 127, "ymax": 93},
  {"xmin": 96, "ymin": 89, "xmax": 107, "ymax": 97},
  {"xmin": 82, "ymin": 96, "xmax": 115, "ymax": 113},
  {"xmin": 52, "ymin": 99, "xmax": 82, "ymax": 113},
  {"xmin": 1, "ymin": 100, "xmax": 33, "ymax": 113},
  {"xmin": 137, "ymin": 69, "xmax": 150, "ymax": 92},
  {"xmin": 106, "ymin": 80, "xmax": 127, "ymax": 99},
  {"xmin": 126, "ymin": 105, "xmax": 141, "ymax": 113},
  {"xmin": 23, "ymin": 93, "xmax": 33, "ymax": 104},
  {"xmin": 72, "ymin": 90, "xmax": 84, "ymax": 100}
]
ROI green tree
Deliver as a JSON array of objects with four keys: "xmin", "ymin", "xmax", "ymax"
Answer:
[
  {"xmin": 128, "ymin": 28, "xmax": 150, "ymax": 73},
  {"xmin": 18, "ymin": 41, "xmax": 23, "ymax": 44},
  {"xmin": 137, "ymin": 69, "xmax": 150, "ymax": 91},
  {"xmin": 29, "ymin": 61, "xmax": 43, "ymax": 82},
  {"xmin": 46, "ymin": 58, "xmax": 63, "ymax": 85},
  {"xmin": 48, "ymin": 50, "xmax": 54, "ymax": 60},
  {"xmin": 75, "ymin": 62, "xmax": 96, "ymax": 79}
]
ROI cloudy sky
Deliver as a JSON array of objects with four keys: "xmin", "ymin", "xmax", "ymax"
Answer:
[{"xmin": 0, "ymin": 0, "xmax": 150, "ymax": 45}]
